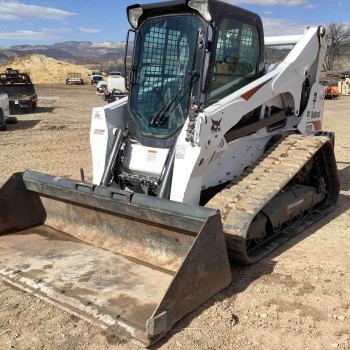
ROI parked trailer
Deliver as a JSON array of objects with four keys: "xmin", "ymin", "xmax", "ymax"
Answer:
[{"xmin": 66, "ymin": 72, "xmax": 84, "ymax": 85}]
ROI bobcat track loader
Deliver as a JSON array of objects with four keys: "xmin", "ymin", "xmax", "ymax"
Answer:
[{"xmin": 0, "ymin": 0, "xmax": 340, "ymax": 347}]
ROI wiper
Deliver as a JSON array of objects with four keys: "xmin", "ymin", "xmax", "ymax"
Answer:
[
  {"xmin": 151, "ymin": 28, "xmax": 203, "ymax": 126},
  {"xmin": 150, "ymin": 69, "xmax": 199, "ymax": 126}
]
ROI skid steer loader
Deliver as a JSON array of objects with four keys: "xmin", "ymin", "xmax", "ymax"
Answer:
[{"xmin": 0, "ymin": 0, "xmax": 340, "ymax": 347}]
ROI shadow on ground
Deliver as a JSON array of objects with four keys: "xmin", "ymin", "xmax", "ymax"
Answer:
[
  {"xmin": 151, "ymin": 165, "xmax": 350, "ymax": 349},
  {"xmin": 34, "ymin": 106, "xmax": 56, "ymax": 114},
  {"xmin": 337, "ymin": 164, "xmax": 350, "ymax": 191},
  {"xmin": 7, "ymin": 120, "xmax": 40, "ymax": 130}
]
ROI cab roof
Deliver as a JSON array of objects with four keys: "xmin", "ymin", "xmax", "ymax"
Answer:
[{"xmin": 127, "ymin": 0, "xmax": 262, "ymax": 29}]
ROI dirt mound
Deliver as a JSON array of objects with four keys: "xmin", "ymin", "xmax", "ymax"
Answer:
[{"xmin": 0, "ymin": 54, "xmax": 92, "ymax": 84}]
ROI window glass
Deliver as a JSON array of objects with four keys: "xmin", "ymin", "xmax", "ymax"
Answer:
[
  {"xmin": 129, "ymin": 15, "xmax": 205, "ymax": 138},
  {"xmin": 208, "ymin": 18, "xmax": 260, "ymax": 104}
]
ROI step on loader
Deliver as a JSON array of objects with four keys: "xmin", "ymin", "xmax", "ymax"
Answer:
[{"xmin": 0, "ymin": 0, "xmax": 340, "ymax": 347}]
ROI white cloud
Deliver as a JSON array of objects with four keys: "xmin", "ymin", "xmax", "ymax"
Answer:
[
  {"xmin": 79, "ymin": 28, "xmax": 101, "ymax": 34},
  {"xmin": 42, "ymin": 27, "xmax": 71, "ymax": 33},
  {"xmin": 0, "ymin": 30, "xmax": 61, "ymax": 40},
  {"xmin": 0, "ymin": 1, "xmax": 75, "ymax": 20},
  {"xmin": 226, "ymin": 0, "xmax": 315, "ymax": 8},
  {"xmin": 262, "ymin": 18, "xmax": 310, "ymax": 36}
]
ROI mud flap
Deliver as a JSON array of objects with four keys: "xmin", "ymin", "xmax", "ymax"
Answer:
[{"xmin": 0, "ymin": 170, "xmax": 231, "ymax": 347}]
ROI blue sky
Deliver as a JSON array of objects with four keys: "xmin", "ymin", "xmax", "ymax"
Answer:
[{"xmin": 0, "ymin": 0, "xmax": 348, "ymax": 48}]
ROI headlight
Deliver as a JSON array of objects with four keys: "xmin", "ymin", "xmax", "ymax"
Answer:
[
  {"xmin": 188, "ymin": 0, "xmax": 211, "ymax": 21},
  {"xmin": 127, "ymin": 6, "xmax": 143, "ymax": 29}
]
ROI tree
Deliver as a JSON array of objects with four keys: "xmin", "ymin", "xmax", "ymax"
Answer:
[{"xmin": 324, "ymin": 22, "xmax": 350, "ymax": 71}]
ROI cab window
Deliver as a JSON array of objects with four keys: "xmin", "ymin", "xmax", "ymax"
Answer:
[{"xmin": 208, "ymin": 18, "xmax": 260, "ymax": 104}]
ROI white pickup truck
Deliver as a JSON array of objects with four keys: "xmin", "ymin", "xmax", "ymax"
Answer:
[{"xmin": 0, "ymin": 93, "xmax": 17, "ymax": 131}]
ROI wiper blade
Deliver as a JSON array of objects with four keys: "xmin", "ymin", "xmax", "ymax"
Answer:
[
  {"xmin": 151, "ymin": 28, "xmax": 203, "ymax": 127},
  {"xmin": 151, "ymin": 70, "xmax": 199, "ymax": 126}
]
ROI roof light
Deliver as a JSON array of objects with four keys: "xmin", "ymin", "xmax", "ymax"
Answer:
[
  {"xmin": 127, "ymin": 6, "xmax": 143, "ymax": 29},
  {"xmin": 188, "ymin": 0, "xmax": 211, "ymax": 21}
]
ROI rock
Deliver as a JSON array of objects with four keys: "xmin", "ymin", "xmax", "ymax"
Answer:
[
  {"xmin": 259, "ymin": 313, "xmax": 268, "ymax": 319},
  {"xmin": 193, "ymin": 332, "xmax": 203, "ymax": 340},
  {"xmin": 222, "ymin": 311, "xmax": 233, "ymax": 319},
  {"xmin": 337, "ymin": 315, "xmax": 346, "ymax": 321}
]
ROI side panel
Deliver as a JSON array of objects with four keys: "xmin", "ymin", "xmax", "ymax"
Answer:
[
  {"xmin": 0, "ymin": 173, "xmax": 45, "ymax": 233},
  {"xmin": 90, "ymin": 98, "xmax": 128, "ymax": 184},
  {"xmin": 297, "ymin": 83, "xmax": 324, "ymax": 135}
]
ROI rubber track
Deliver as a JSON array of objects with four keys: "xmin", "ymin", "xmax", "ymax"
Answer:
[{"xmin": 206, "ymin": 134, "xmax": 339, "ymax": 264}]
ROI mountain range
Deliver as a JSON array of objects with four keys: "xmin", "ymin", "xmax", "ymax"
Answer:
[{"xmin": 0, "ymin": 41, "xmax": 127, "ymax": 64}]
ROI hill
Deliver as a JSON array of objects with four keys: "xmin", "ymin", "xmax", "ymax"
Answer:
[
  {"xmin": 1, "ymin": 40, "xmax": 126, "ymax": 63},
  {"xmin": 0, "ymin": 54, "xmax": 92, "ymax": 84}
]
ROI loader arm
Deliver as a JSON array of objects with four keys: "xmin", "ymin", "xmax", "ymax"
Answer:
[{"xmin": 171, "ymin": 26, "xmax": 327, "ymax": 204}]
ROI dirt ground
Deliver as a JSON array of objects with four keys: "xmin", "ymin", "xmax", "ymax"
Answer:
[{"xmin": 0, "ymin": 84, "xmax": 349, "ymax": 350}]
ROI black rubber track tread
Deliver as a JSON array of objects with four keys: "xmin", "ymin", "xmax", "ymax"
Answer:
[{"xmin": 206, "ymin": 133, "xmax": 340, "ymax": 264}]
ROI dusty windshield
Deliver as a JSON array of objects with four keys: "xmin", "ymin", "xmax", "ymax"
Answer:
[{"xmin": 129, "ymin": 15, "xmax": 205, "ymax": 138}]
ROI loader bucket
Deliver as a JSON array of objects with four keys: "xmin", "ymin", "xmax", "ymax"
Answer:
[{"xmin": 0, "ymin": 170, "xmax": 231, "ymax": 347}]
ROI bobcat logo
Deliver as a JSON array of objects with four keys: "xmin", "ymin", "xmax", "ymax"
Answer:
[{"xmin": 211, "ymin": 118, "xmax": 222, "ymax": 134}]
